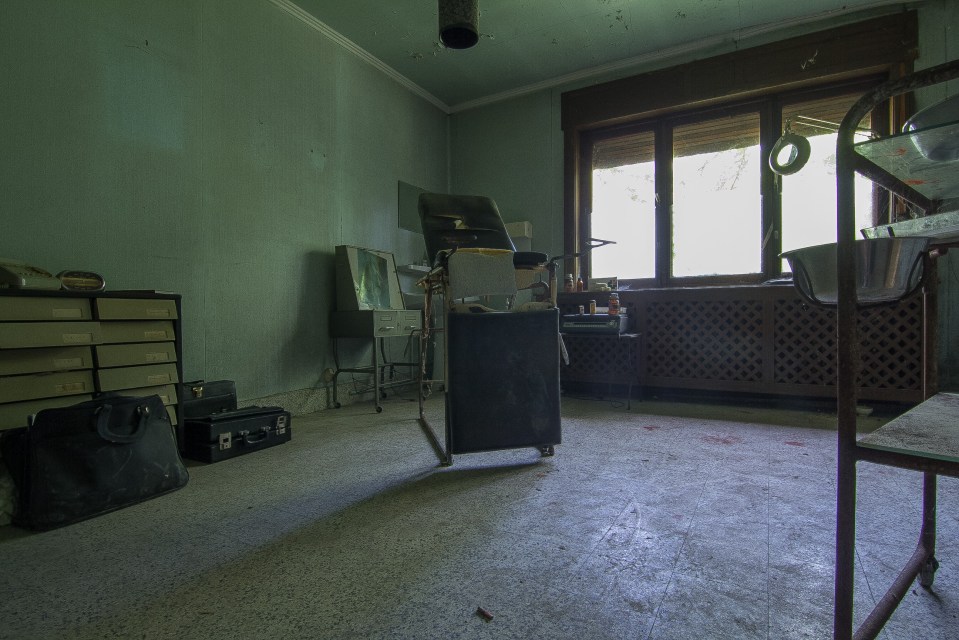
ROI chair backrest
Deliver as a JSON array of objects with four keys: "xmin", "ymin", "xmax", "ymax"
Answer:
[{"xmin": 418, "ymin": 193, "xmax": 516, "ymax": 264}]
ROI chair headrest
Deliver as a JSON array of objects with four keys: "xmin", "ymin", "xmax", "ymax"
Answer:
[{"xmin": 418, "ymin": 193, "xmax": 516, "ymax": 264}]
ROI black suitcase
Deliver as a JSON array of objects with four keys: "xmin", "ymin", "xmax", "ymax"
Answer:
[
  {"xmin": 179, "ymin": 380, "xmax": 237, "ymax": 419},
  {"xmin": 183, "ymin": 406, "xmax": 291, "ymax": 463}
]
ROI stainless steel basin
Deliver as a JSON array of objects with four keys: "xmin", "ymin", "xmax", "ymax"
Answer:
[{"xmin": 781, "ymin": 237, "xmax": 931, "ymax": 306}]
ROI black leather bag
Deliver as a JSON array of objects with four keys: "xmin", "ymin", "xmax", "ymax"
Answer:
[{"xmin": 0, "ymin": 395, "xmax": 189, "ymax": 531}]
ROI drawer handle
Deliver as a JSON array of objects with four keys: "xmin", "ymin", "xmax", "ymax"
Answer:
[
  {"xmin": 381, "ymin": 326, "xmax": 396, "ymax": 331},
  {"xmin": 404, "ymin": 325, "xmax": 416, "ymax": 331}
]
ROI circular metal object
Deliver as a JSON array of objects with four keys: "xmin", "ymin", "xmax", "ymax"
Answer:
[
  {"xmin": 769, "ymin": 131, "xmax": 811, "ymax": 175},
  {"xmin": 439, "ymin": 0, "xmax": 479, "ymax": 49},
  {"xmin": 56, "ymin": 270, "xmax": 106, "ymax": 292}
]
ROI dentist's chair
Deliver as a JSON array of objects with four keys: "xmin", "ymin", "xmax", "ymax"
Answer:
[{"xmin": 416, "ymin": 193, "xmax": 561, "ymax": 466}]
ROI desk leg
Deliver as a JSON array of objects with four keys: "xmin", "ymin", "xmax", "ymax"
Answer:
[
  {"xmin": 833, "ymin": 453, "xmax": 857, "ymax": 640},
  {"xmin": 845, "ymin": 471, "xmax": 940, "ymax": 640},
  {"xmin": 918, "ymin": 472, "xmax": 939, "ymax": 588},
  {"xmin": 372, "ymin": 337, "xmax": 382, "ymax": 413},
  {"xmin": 331, "ymin": 338, "xmax": 342, "ymax": 409}
]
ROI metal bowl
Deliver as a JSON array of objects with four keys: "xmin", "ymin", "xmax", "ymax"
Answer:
[
  {"xmin": 781, "ymin": 237, "xmax": 931, "ymax": 307},
  {"xmin": 903, "ymin": 93, "xmax": 959, "ymax": 162}
]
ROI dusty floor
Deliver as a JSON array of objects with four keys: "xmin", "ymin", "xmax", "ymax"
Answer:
[{"xmin": 0, "ymin": 393, "xmax": 956, "ymax": 639}]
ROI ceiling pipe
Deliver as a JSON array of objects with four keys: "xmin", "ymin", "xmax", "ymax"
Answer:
[{"xmin": 439, "ymin": 0, "xmax": 479, "ymax": 49}]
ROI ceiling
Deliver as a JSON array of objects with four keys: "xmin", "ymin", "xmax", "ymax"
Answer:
[{"xmin": 282, "ymin": 0, "xmax": 910, "ymax": 112}]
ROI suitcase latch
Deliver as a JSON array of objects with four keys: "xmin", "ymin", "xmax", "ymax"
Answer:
[
  {"xmin": 218, "ymin": 432, "xmax": 232, "ymax": 450},
  {"xmin": 276, "ymin": 415, "xmax": 288, "ymax": 434}
]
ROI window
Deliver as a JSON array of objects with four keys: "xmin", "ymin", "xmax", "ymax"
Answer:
[
  {"xmin": 562, "ymin": 13, "xmax": 918, "ymax": 289},
  {"xmin": 779, "ymin": 95, "xmax": 875, "ymax": 271},
  {"xmin": 582, "ymin": 83, "xmax": 882, "ymax": 287},
  {"xmin": 590, "ymin": 131, "xmax": 655, "ymax": 280},
  {"xmin": 671, "ymin": 111, "xmax": 762, "ymax": 278}
]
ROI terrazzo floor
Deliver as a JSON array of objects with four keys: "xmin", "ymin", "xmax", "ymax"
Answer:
[{"xmin": 1, "ymin": 393, "xmax": 957, "ymax": 639}]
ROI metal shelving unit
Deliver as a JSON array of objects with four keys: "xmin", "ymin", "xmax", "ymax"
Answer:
[{"xmin": 833, "ymin": 59, "xmax": 959, "ymax": 640}]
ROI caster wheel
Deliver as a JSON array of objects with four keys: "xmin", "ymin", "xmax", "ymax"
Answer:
[
  {"xmin": 919, "ymin": 556, "xmax": 939, "ymax": 588},
  {"xmin": 333, "ymin": 402, "xmax": 341, "ymax": 409},
  {"xmin": 539, "ymin": 445, "xmax": 555, "ymax": 457},
  {"xmin": 376, "ymin": 406, "xmax": 383, "ymax": 413}
]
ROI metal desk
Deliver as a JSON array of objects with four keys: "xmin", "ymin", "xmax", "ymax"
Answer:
[{"xmin": 330, "ymin": 309, "xmax": 421, "ymax": 413}]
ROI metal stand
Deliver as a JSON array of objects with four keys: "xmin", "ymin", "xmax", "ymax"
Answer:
[
  {"xmin": 832, "ymin": 59, "xmax": 959, "ymax": 640},
  {"xmin": 331, "ymin": 335, "xmax": 419, "ymax": 413}
]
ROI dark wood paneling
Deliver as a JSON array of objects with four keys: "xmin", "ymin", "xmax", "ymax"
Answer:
[
  {"xmin": 561, "ymin": 12, "xmax": 918, "ymax": 132},
  {"xmin": 559, "ymin": 284, "xmax": 929, "ymax": 403}
]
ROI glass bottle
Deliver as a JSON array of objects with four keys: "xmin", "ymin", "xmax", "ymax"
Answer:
[{"xmin": 609, "ymin": 292, "xmax": 620, "ymax": 315}]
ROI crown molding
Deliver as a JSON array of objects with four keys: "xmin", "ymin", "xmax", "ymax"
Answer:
[
  {"xmin": 447, "ymin": 0, "xmax": 911, "ymax": 113},
  {"xmin": 269, "ymin": 0, "xmax": 451, "ymax": 113},
  {"xmin": 272, "ymin": 0, "xmax": 909, "ymax": 116}
]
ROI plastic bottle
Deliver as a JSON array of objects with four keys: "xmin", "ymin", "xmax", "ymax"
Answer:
[
  {"xmin": 609, "ymin": 292, "xmax": 620, "ymax": 316},
  {"xmin": 564, "ymin": 274, "xmax": 574, "ymax": 292},
  {"xmin": 576, "ymin": 275, "xmax": 584, "ymax": 292}
]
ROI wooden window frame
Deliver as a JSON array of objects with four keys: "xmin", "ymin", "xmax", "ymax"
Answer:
[{"xmin": 562, "ymin": 11, "xmax": 918, "ymax": 285}]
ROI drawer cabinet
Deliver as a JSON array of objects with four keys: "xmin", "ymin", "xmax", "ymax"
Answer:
[
  {"xmin": 331, "ymin": 310, "xmax": 422, "ymax": 338},
  {"xmin": 0, "ymin": 291, "xmax": 182, "ymax": 431},
  {"xmin": 95, "ymin": 297, "xmax": 180, "ymax": 425}
]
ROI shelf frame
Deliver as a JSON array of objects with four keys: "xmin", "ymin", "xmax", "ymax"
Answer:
[{"xmin": 833, "ymin": 58, "xmax": 959, "ymax": 640}]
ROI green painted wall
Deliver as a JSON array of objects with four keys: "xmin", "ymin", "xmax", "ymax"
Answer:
[
  {"xmin": 0, "ymin": 0, "xmax": 447, "ymax": 404},
  {"xmin": 449, "ymin": 92, "xmax": 564, "ymax": 257}
]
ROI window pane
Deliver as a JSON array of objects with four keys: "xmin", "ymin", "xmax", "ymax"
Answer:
[
  {"xmin": 780, "ymin": 95, "xmax": 874, "ymax": 270},
  {"xmin": 591, "ymin": 131, "xmax": 656, "ymax": 279},
  {"xmin": 672, "ymin": 112, "xmax": 762, "ymax": 277}
]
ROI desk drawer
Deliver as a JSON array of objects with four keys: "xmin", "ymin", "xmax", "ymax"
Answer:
[
  {"xmin": 331, "ymin": 310, "xmax": 421, "ymax": 338},
  {"xmin": 99, "ymin": 321, "xmax": 175, "ymax": 344},
  {"xmin": 95, "ymin": 342, "xmax": 177, "ymax": 367},
  {"xmin": 0, "ymin": 346, "xmax": 93, "ymax": 376},
  {"xmin": 0, "ymin": 395, "xmax": 94, "ymax": 431},
  {"xmin": 0, "ymin": 297, "xmax": 92, "ymax": 321},
  {"xmin": 374, "ymin": 311, "xmax": 421, "ymax": 337},
  {"xmin": 95, "ymin": 298, "xmax": 178, "ymax": 320},
  {"xmin": 0, "ymin": 370, "xmax": 95, "ymax": 403},
  {"xmin": 96, "ymin": 363, "xmax": 179, "ymax": 392},
  {"xmin": 117, "ymin": 383, "xmax": 178, "ymax": 406},
  {"xmin": 0, "ymin": 322, "xmax": 101, "ymax": 348}
]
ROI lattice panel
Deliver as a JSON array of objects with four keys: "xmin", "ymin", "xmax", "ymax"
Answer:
[
  {"xmin": 562, "ymin": 335, "xmax": 638, "ymax": 383},
  {"xmin": 643, "ymin": 300, "xmax": 765, "ymax": 382},
  {"xmin": 857, "ymin": 301, "xmax": 924, "ymax": 390},
  {"xmin": 773, "ymin": 297, "xmax": 924, "ymax": 390},
  {"xmin": 774, "ymin": 300, "xmax": 836, "ymax": 386}
]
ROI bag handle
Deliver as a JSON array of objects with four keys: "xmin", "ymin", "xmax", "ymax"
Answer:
[
  {"xmin": 95, "ymin": 403, "xmax": 150, "ymax": 444},
  {"xmin": 239, "ymin": 428, "xmax": 269, "ymax": 445}
]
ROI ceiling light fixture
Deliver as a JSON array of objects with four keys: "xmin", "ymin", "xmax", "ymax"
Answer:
[{"xmin": 438, "ymin": 0, "xmax": 479, "ymax": 49}]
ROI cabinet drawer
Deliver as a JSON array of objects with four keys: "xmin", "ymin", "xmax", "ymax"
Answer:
[
  {"xmin": 0, "ymin": 370, "xmax": 95, "ymax": 403},
  {"xmin": 95, "ymin": 342, "xmax": 177, "ymax": 367},
  {"xmin": 375, "ymin": 311, "xmax": 421, "ymax": 337},
  {"xmin": 116, "ymin": 383, "xmax": 178, "ymax": 406},
  {"xmin": 0, "ymin": 296, "xmax": 92, "ymax": 321},
  {"xmin": 99, "ymin": 321, "xmax": 175, "ymax": 344},
  {"xmin": 95, "ymin": 298, "xmax": 178, "ymax": 320},
  {"xmin": 0, "ymin": 395, "xmax": 94, "ymax": 431},
  {"xmin": 0, "ymin": 322, "xmax": 101, "ymax": 348},
  {"xmin": 96, "ymin": 363, "xmax": 179, "ymax": 392},
  {"xmin": 0, "ymin": 346, "xmax": 93, "ymax": 376}
]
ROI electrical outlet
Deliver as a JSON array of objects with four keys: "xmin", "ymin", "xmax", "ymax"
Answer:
[{"xmin": 322, "ymin": 367, "xmax": 336, "ymax": 383}]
